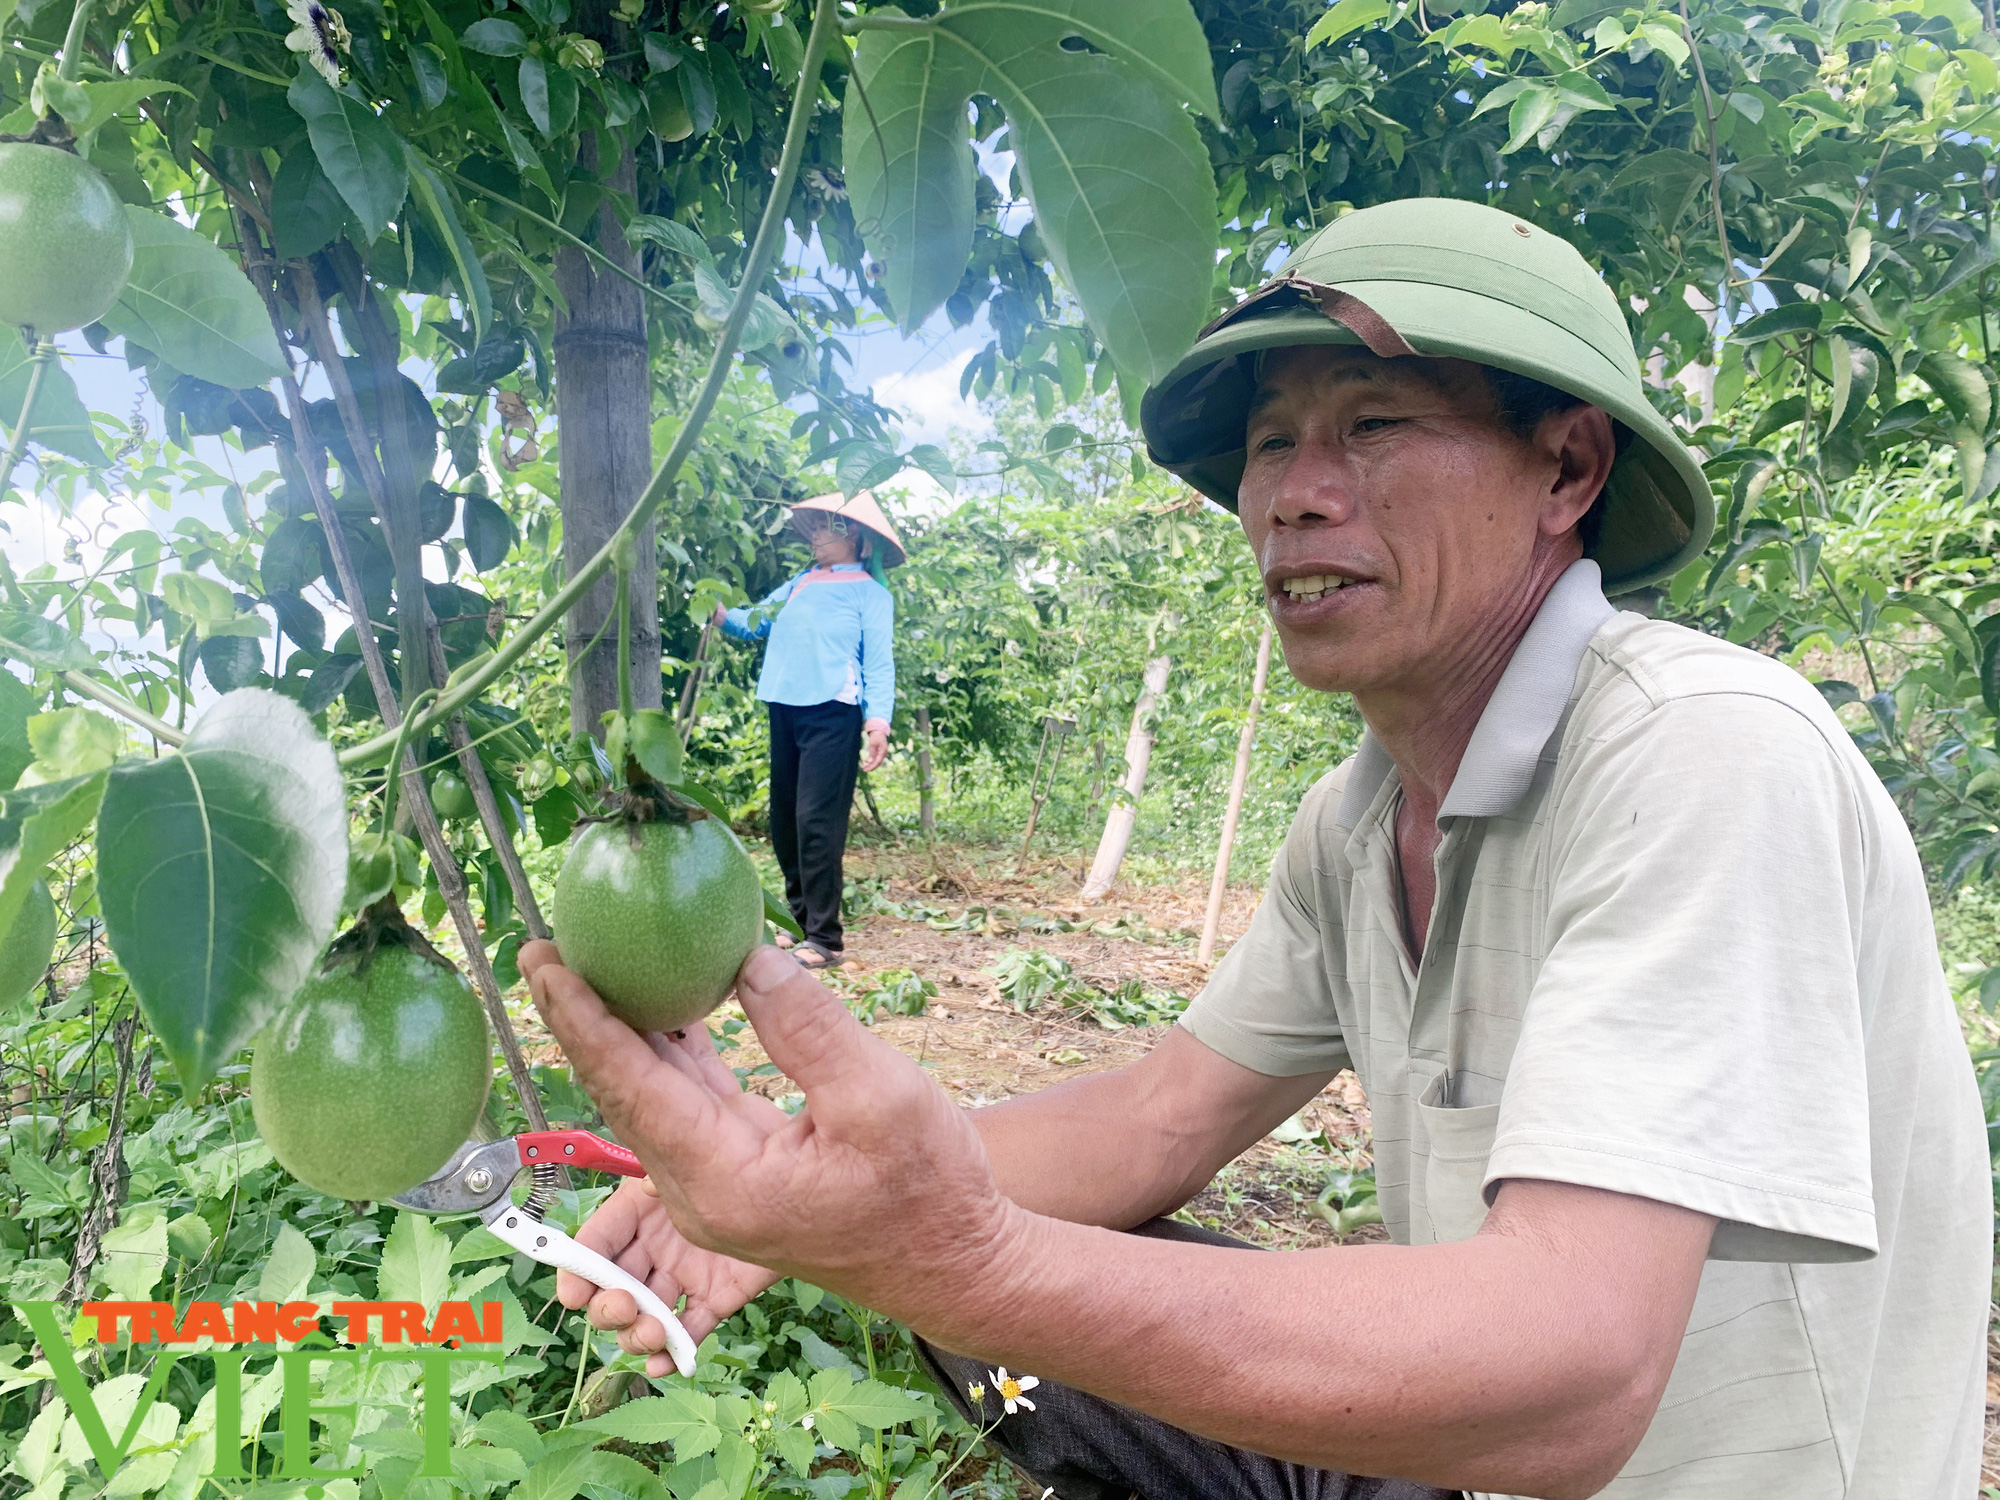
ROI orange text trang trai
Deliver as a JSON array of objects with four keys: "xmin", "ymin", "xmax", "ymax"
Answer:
[{"xmin": 78, "ymin": 1298, "xmax": 503, "ymax": 1345}]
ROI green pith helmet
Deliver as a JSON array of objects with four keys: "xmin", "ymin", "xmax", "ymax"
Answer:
[{"xmin": 1139, "ymin": 197, "xmax": 1714, "ymax": 593}]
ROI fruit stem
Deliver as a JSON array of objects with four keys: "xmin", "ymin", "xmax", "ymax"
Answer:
[
  {"xmin": 0, "ymin": 340, "xmax": 55, "ymax": 501},
  {"xmin": 613, "ymin": 538, "xmax": 635, "ymax": 722},
  {"xmin": 377, "ymin": 689, "xmax": 438, "ymax": 838},
  {"xmin": 57, "ymin": 0, "xmax": 97, "ymax": 82},
  {"xmin": 332, "ymin": 0, "xmax": 843, "ymax": 772}
]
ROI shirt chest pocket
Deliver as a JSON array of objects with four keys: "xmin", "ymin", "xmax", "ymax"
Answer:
[{"xmin": 1416, "ymin": 1070, "xmax": 1501, "ymax": 1243}]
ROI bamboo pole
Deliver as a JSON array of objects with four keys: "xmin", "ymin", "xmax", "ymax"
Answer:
[
  {"xmin": 675, "ymin": 619, "xmax": 715, "ymax": 745},
  {"xmin": 1199, "ymin": 621, "xmax": 1274, "ymax": 965},
  {"xmin": 1016, "ymin": 715, "xmax": 1073, "ymax": 872}
]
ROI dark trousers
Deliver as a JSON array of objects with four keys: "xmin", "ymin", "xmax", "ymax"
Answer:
[
  {"xmin": 768, "ymin": 700, "xmax": 861, "ymax": 953},
  {"xmin": 916, "ymin": 1219, "xmax": 1463, "ymax": 1500}
]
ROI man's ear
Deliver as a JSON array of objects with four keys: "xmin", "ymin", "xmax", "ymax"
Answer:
[{"xmin": 1537, "ymin": 404, "xmax": 1617, "ymax": 538}]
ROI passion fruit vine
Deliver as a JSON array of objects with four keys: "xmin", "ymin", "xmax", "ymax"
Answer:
[
  {"xmin": 252, "ymin": 901, "xmax": 490, "ymax": 1202},
  {"xmin": 0, "ymin": 143, "xmax": 134, "ymax": 335},
  {"xmin": 552, "ymin": 785, "xmax": 764, "ymax": 1034}
]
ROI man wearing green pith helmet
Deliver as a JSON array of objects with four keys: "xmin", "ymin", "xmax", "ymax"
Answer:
[{"xmin": 520, "ymin": 199, "xmax": 1992, "ymax": 1499}]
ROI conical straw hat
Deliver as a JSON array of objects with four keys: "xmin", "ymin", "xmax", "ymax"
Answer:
[{"xmin": 788, "ymin": 490, "xmax": 907, "ymax": 569}]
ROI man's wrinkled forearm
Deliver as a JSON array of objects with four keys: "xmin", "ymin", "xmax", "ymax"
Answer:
[{"xmin": 889, "ymin": 1184, "xmax": 1711, "ymax": 1500}]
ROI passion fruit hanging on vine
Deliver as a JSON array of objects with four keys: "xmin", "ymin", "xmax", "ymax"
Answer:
[
  {"xmin": 552, "ymin": 787, "xmax": 764, "ymax": 1033},
  {"xmin": 0, "ymin": 144, "xmax": 134, "ymax": 335},
  {"xmin": 252, "ymin": 904, "xmax": 490, "ymax": 1202}
]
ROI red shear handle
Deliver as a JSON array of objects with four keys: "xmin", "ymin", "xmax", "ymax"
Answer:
[{"xmin": 517, "ymin": 1130, "xmax": 645, "ymax": 1177}]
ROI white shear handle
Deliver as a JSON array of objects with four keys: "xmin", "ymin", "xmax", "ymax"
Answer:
[{"xmin": 487, "ymin": 1205, "xmax": 699, "ymax": 1378}]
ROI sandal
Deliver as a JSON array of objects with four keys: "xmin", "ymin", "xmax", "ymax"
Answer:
[{"xmin": 794, "ymin": 942, "xmax": 837, "ymax": 970}]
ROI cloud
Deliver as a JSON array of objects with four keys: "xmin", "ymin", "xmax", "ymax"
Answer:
[{"xmin": 873, "ymin": 348, "xmax": 994, "ymax": 450}]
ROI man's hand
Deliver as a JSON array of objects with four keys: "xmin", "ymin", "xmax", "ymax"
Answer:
[
  {"xmin": 555, "ymin": 1176, "xmax": 781, "ymax": 1376},
  {"xmin": 861, "ymin": 721, "xmax": 889, "ymax": 773},
  {"xmin": 523, "ymin": 940, "xmax": 1015, "ymax": 1332},
  {"xmin": 532, "ymin": 1006, "xmax": 784, "ymax": 1373}
]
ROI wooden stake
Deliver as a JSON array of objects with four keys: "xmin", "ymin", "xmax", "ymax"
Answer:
[
  {"xmin": 1199, "ymin": 621, "xmax": 1274, "ymax": 965},
  {"xmin": 1080, "ymin": 655, "xmax": 1172, "ymax": 901},
  {"xmin": 913, "ymin": 704, "xmax": 937, "ymax": 841}
]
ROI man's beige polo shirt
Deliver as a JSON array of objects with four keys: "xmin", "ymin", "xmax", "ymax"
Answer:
[{"xmin": 1182, "ymin": 561, "xmax": 1992, "ymax": 1498}]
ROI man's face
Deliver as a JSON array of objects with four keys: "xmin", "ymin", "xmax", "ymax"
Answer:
[{"xmin": 1237, "ymin": 345, "xmax": 1604, "ymax": 696}]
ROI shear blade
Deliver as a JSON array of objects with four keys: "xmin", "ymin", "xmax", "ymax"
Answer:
[{"xmin": 389, "ymin": 1136, "xmax": 521, "ymax": 1214}]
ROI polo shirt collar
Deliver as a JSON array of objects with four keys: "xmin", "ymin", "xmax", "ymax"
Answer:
[{"xmin": 1334, "ymin": 559, "xmax": 1614, "ymax": 828}]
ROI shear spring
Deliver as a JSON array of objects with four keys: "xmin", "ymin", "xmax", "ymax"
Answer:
[{"xmin": 523, "ymin": 1161, "xmax": 562, "ymax": 1222}]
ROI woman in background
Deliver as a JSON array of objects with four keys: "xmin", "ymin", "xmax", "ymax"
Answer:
[{"xmin": 717, "ymin": 492, "xmax": 902, "ymax": 968}]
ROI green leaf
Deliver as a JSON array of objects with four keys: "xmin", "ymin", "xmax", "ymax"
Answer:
[
  {"xmin": 827, "ymin": 1378, "xmax": 929, "ymax": 1429},
  {"xmin": 575, "ymin": 1392, "xmax": 720, "ymax": 1457},
  {"xmin": 763, "ymin": 888, "xmax": 802, "ymax": 940},
  {"xmin": 1503, "ymin": 86, "xmax": 1561, "ymax": 153},
  {"xmin": 1890, "ymin": 592, "xmax": 1980, "ymax": 670},
  {"xmin": 162, "ymin": 571, "xmax": 237, "ymax": 627},
  {"xmin": 842, "ymin": 29, "xmax": 979, "ymax": 335},
  {"xmin": 1729, "ymin": 301, "xmax": 1824, "ymax": 345},
  {"xmin": 461, "ymin": 18, "xmax": 528, "ymax": 53},
  {"xmin": 43, "ymin": 79, "xmax": 186, "ymax": 138},
  {"xmin": 1981, "ymin": 630, "xmax": 2000, "ymax": 719},
  {"xmin": 287, "ymin": 71, "xmax": 409, "ymax": 242},
  {"xmin": 404, "ymin": 148, "xmax": 491, "ymax": 343},
  {"xmin": 462, "ymin": 493, "xmax": 516, "ymax": 571},
  {"xmin": 199, "ymin": 635, "xmax": 265, "ymax": 693},
  {"xmin": 26, "ymin": 707, "xmax": 122, "ymax": 780},
  {"xmin": 1702, "ymin": 517, "xmax": 1789, "ymax": 599},
  {"xmin": 1917, "ymin": 351, "xmax": 1994, "ymax": 434},
  {"xmin": 520, "ymin": 54, "xmax": 553, "ymax": 135},
  {"xmin": 1306, "ymin": 0, "xmax": 1393, "ymax": 49},
  {"xmin": 96, "ymin": 689, "xmax": 347, "ymax": 1091},
  {"xmin": 844, "ymin": 0, "xmax": 1219, "ymax": 381},
  {"xmin": 0, "ymin": 772, "xmax": 106, "ymax": 953},
  {"xmin": 270, "ymin": 148, "xmax": 351, "ymax": 262},
  {"xmin": 0, "ymin": 612, "xmax": 93, "ymax": 672},
  {"xmin": 378, "ymin": 1209, "xmax": 454, "ymax": 1314},
  {"xmin": 261, "ymin": 518, "xmax": 325, "ymax": 595},
  {"xmin": 98, "ymin": 1204, "xmax": 170, "ymax": 1301},
  {"xmin": 508, "ymin": 1444, "xmax": 601, "ymax": 1500},
  {"xmin": 0, "ymin": 673, "xmax": 33, "ymax": 792},
  {"xmin": 626, "ymin": 215, "xmax": 712, "ymax": 264},
  {"xmin": 611, "ymin": 707, "xmax": 682, "ymax": 786},
  {"xmin": 101, "ymin": 208, "xmax": 289, "ymax": 388},
  {"xmin": 0, "ymin": 328, "xmax": 104, "ymax": 465},
  {"xmin": 258, "ymin": 1222, "xmax": 317, "ymax": 1302}
]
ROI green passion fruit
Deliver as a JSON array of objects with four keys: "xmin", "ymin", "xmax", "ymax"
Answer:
[
  {"xmin": 0, "ymin": 144, "xmax": 135, "ymax": 335},
  {"xmin": 552, "ymin": 798, "xmax": 764, "ymax": 1033},
  {"xmin": 0, "ymin": 881, "xmax": 56, "ymax": 1007},
  {"xmin": 430, "ymin": 769, "xmax": 476, "ymax": 821},
  {"xmin": 252, "ymin": 935, "xmax": 490, "ymax": 1202}
]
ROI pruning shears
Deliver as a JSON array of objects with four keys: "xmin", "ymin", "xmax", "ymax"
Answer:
[{"xmin": 390, "ymin": 1129, "xmax": 699, "ymax": 1378}]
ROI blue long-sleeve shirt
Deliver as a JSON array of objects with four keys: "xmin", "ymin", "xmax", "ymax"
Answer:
[{"xmin": 721, "ymin": 563, "xmax": 896, "ymax": 727}]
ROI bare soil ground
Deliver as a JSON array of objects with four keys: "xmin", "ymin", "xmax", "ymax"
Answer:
[{"xmin": 513, "ymin": 838, "xmax": 2000, "ymax": 1493}]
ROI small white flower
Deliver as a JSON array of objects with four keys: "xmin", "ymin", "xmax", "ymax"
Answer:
[
  {"xmin": 988, "ymin": 1366, "xmax": 1040, "ymax": 1415},
  {"xmin": 285, "ymin": 0, "xmax": 348, "ymax": 86},
  {"xmin": 967, "ymin": 1381, "xmax": 985, "ymax": 1404},
  {"xmin": 800, "ymin": 1414, "xmax": 814, "ymax": 1430}
]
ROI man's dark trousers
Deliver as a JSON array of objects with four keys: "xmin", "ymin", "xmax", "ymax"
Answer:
[
  {"xmin": 915, "ymin": 1218, "xmax": 1463, "ymax": 1500},
  {"xmin": 768, "ymin": 700, "xmax": 862, "ymax": 953}
]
